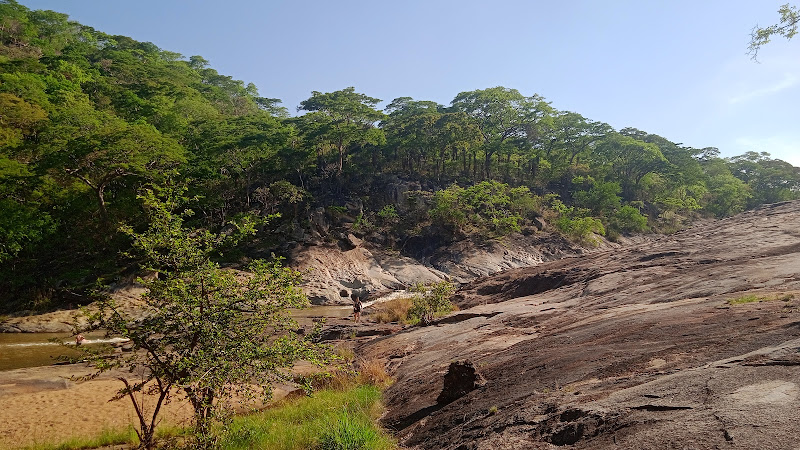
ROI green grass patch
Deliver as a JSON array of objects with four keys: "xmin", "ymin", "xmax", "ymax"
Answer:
[
  {"xmin": 21, "ymin": 422, "xmax": 189, "ymax": 450},
  {"xmin": 727, "ymin": 293, "xmax": 795, "ymax": 305},
  {"xmin": 21, "ymin": 426, "xmax": 138, "ymax": 450},
  {"xmin": 218, "ymin": 385, "xmax": 395, "ymax": 450}
]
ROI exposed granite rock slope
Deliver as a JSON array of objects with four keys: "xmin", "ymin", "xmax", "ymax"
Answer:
[{"xmin": 360, "ymin": 200, "xmax": 800, "ymax": 449}]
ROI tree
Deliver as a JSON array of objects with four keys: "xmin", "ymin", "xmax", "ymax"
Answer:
[
  {"xmin": 451, "ymin": 87, "xmax": 552, "ymax": 179},
  {"xmin": 85, "ymin": 188, "xmax": 331, "ymax": 448},
  {"xmin": 593, "ymin": 132, "xmax": 667, "ymax": 200},
  {"xmin": 41, "ymin": 104, "xmax": 184, "ymax": 223},
  {"xmin": 298, "ymin": 87, "xmax": 385, "ymax": 174},
  {"xmin": 727, "ymin": 151, "xmax": 800, "ymax": 207},
  {"xmin": 748, "ymin": 3, "xmax": 799, "ymax": 60}
]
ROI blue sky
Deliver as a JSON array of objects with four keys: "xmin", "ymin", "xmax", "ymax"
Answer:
[{"xmin": 17, "ymin": 0, "xmax": 800, "ymax": 166}]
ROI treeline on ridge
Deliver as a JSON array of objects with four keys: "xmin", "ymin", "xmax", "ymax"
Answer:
[{"xmin": 2, "ymin": 0, "xmax": 800, "ymax": 309}]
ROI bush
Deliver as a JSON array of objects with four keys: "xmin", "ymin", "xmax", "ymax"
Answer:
[
  {"xmin": 377, "ymin": 205, "xmax": 399, "ymax": 223},
  {"xmin": 550, "ymin": 199, "xmax": 605, "ymax": 246},
  {"xmin": 612, "ymin": 205, "xmax": 649, "ymax": 232},
  {"xmin": 408, "ymin": 281, "xmax": 456, "ymax": 325},
  {"xmin": 555, "ymin": 216, "xmax": 605, "ymax": 246},
  {"xmin": 572, "ymin": 179, "xmax": 621, "ymax": 215},
  {"xmin": 429, "ymin": 181, "xmax": 539, "ymax": 237}
]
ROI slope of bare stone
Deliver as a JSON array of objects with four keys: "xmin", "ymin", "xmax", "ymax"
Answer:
[
  {"xmin": 290, "ymin": 232, "xmax": 594, "ymax": 305},
  {"xmin": 359, "ymin": 200, "xmax": 800, "ymax": 449}
]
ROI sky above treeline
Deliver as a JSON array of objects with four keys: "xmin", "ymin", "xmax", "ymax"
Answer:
[{"xmin": 16, "ymin": 0, "xmax": 800, "ymax": 167}]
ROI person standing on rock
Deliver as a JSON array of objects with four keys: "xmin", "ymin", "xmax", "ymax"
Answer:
[{"xmin": 352, "ymin": 293, "xmax": 363, "ymax": 323}]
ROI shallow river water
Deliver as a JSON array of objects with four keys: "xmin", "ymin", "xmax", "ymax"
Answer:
[
  {"xmin": 0, "ymin": 292, "xmax": 403, "ymax": 371},
  {"xmin": 0, "ymin": 332, "xmax": 129, "ymax": 371}
]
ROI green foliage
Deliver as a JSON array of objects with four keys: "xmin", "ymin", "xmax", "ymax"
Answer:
[
  {"xmin": 298, "ymin": 87, "xmax": 385, "ymax": 175},
  {"xmin": 84, "ymin": 188, "xmax": 332, "ymax": 449},
  {"xmin": 0, "ymin": 199, "xmax": 55, "ymax": 262},
  {"xmin": 728, "ymin": 151, "xmax": 800, "ymax": 208},
  {"xmin": 3, "ymin": 1, "xmax": 800, "ymax": 309},
  {"xmin": 705, "ymin": 171, "xmax": 751, "ymax": 218},
  {"xmin": 352, "ymin": 211, "xmax": 373, "ymax": 233},
  {"xmin": 748, "ymin": 3, "xmax": 799, "ymax": 60},
  {"xmin": 612, "ymin": 205, "xmax": 649, "ymax": 233},
  {"xmin": 377, "ymin": 205, "xmax": 399, "ymax": 222},
  {"xmin": 551, "ymin": 199, "xmax": 606, "ymax": 246},
  {"xmin": 572, "ymin": 177, "xmax": 622, "ymax": 215},
  {"xmin": 254, "ymin": 180, "xmax": 307, "ymax": 214},
  {"xmin": 408, "ymin": 281, "xmax": 456, "ymax": 326},
  {"xmin": 429, "ymin": 181, "xmax": 538, "ymax": 236}
]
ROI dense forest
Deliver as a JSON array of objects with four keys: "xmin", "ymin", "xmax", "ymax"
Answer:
[{"xmin": 2, "ymin": 0, "xmax": 800, "ymax": 310}]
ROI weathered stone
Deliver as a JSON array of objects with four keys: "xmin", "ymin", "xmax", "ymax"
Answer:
[
  {"xmin": 436, "ymin": 360, "xmax": 486, "ymax": 405},
  {"xmin": 369, "ymin": 200, "xmax": 800, "ymax": 449},
  {"xmin": 347, "ymin": 233, "xmax": 363, "ymax": 248}
]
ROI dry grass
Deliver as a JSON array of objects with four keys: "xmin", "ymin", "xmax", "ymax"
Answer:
[
  {"xmin": 371, "ymin": 297, "xmax": 414, "ymax": 323},
  {"xmin": 356, "ymin": 358, "xmax": 392, "ymax": 388},
  {"xmin": 304, "ymin": 358, "xmax": 392, "ymax": 392},
  {"xmin": 334, "ymin": 344, "xmax": 356, "ymax": 363}
]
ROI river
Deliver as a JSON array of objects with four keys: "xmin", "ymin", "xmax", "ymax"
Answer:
[{"xmin": 0, "ymin": 292, "xmax": 405, "ymax": 371}]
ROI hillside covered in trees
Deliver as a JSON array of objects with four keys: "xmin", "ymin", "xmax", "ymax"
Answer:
[{"xmin": 2, "ymin": 0, "xmax": 800, "ymax": 310}]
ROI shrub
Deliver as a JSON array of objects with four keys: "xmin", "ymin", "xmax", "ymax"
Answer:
[
  {"xmin": 572, "ymin": 179, "xmax": 622, "ymax": 215},
  {"xmin": 83, "ymin": 188, "xmax": 332, "ymax": 449},
  {"xmin": 555, "ymin": 215, "xmax": 605, "ymax": 246},
  {"xmin": 612, "ymin": 205, "xmax": 649, "ymax": 232},
  {"xmin": 429, "ymin": 181, "xmax": 540, "ymax": 237},
  {"xmin": 377, "ymin": 205, "xmax": 399, "ymax": 223},
  {"xmin": 408, "ymin": 281, "xmax": 456, "ymax": 325},
  {"xmin": 550, "ymin": 198, "xmax": 605, "ymax": 246}
]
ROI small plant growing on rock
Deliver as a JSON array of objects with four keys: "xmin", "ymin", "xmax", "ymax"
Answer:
[
  {"xmin": 727, "ymin": 292, "xmax": 795, "ymax": 305},
  {"xmin": 408, "ymin": 281, "xmax": 456, "ymax": 326}
]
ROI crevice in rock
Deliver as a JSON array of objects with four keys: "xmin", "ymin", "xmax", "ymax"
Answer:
[
  {"xmin": 631, "ymin": 404, "xmax": 693, "ymax": 411},
  {"xmin": 433, "ymin": 311, "xmax": 501, "ymax": 325}
]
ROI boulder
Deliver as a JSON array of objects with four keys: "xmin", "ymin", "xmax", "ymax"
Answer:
[{"xmin": 436, "ymin": 360, "xmax": 486, "ymax": 405}]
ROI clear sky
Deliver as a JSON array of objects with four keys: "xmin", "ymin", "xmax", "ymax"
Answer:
[{"xmin": 16, "ymin": 0, "xmax": 800, "ymax": 166}]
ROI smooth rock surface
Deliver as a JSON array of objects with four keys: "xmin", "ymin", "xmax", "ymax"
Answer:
[{"xmin": 360, "ymin": 201, "xmax": 800, "ymax": 449}]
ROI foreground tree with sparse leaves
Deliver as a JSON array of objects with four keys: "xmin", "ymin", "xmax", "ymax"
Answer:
[{"xmin": 84, "ymin": 187, "xmax": 332, "ymax": 449}]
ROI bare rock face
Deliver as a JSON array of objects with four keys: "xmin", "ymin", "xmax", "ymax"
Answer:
[
  {"xmin": 437, "ymin": 360, "xmax": 486, "ymax": 405},
  {"xmin": 291, "ymin": 232, "xmax": 591, "ymax": 305},
  {"xmin": 361, "ymin": 200, "xmax": 800, "ymax": 449}
]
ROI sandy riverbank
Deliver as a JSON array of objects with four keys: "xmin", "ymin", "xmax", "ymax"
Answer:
[
  {"xmin": 0, "ymin": 362, "xmax": 309, "ymax": 449},
  {"xmin": 0, "ymin": 364, "xmax": 192, "ymax": 448}
]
